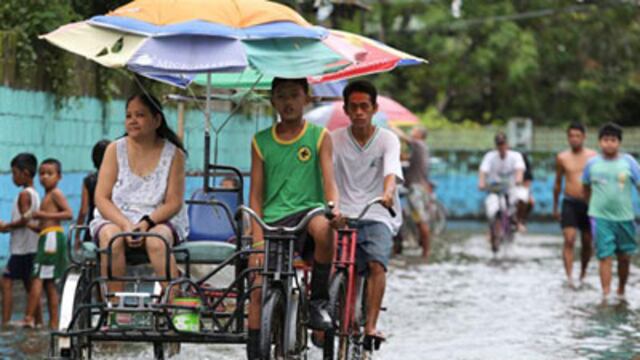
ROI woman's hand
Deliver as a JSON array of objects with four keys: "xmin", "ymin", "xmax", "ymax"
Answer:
[{"xmin": 123, "ymin": 221, "xmax": 144, "ymax": 248}]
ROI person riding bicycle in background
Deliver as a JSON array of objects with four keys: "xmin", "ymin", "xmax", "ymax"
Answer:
[
  {"xmin": 391, "ymin": 125, "xmax": 431, "ymax": 261},
  {"xmin": 478, "ymin": 132, "xmax": 527, "ymax": 233},
  {"xmin": 247, "ymin": 77, "xmax": 341, "ymax": 359},
  {"xmin": 332, "ymin": 80, "xmax": 403, "ymax": 356}
]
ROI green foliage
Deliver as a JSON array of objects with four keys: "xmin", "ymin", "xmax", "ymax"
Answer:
[
  {"xmin": 356, "ymin": 0, "xmax": 640, "ymax": 126},
  {"xmin": 0, "ymin": 0, "xmax": 133, "ymax": 100},
  {"xmin": 0, "ymin": 0, "xmax": 77, "ymax": 94}
]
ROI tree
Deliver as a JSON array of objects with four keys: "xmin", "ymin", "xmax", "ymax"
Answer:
[{"xmin": 360, "ymin": 0, "xmax": 640, "ymax": 126}]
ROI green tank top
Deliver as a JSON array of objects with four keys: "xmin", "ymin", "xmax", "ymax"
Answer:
[{"xmin": 253, "ymin": 121, "xmax": 327, "ymax": 223}]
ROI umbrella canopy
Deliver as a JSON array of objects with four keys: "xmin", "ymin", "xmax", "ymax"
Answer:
[
  {"xmin": 309, "ymin": 30, "xmax": 426, "ymax": 83},
  {"xmin": 305, "ymin": 96, "xmax": 419, "ymax": 131},
  {"xmin": 40, "ymin": 0, "xmax": 359, "ymax": 87},
  {"xmin": 192, "ymin": 29, "xmax": 427, "ymax": 89}
]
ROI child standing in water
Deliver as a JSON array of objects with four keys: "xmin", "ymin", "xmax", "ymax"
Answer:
[
  {"xmin": 22, "ymin": 158, "xmax": 73, "ymax": 328},
  {"xmin": 583, "ymin": 123, "xmax": 640, "ymax": 301},
  {"xmin": 0, "ymin": 153, "xmax": 42, "ymax": 327}
]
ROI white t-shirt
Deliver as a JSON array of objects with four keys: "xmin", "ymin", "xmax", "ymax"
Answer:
[
  {"xmin": 10, "ymin": 187, "xmax": 40, "ymax": 255},
  {"xmin": 332, "ymin": 127, "xmax": 404, "ymax": 234},
  {"xmin": 479, "ymin": 150, "xmax": 526, "ymax": 187}
]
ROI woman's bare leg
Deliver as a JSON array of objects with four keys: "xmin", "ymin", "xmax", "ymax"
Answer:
[
  {"xmin": 144, "ymin": 225, "xmax": 178, "ymax": 287},
  {"xmin": 98, "ymin": 224, "xmax": 126, "ymax": 302}
]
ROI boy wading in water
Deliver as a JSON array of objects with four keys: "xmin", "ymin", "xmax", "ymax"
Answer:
[
  {"xmin": 553, "ymin": 122, "xmax": 597, "ymax": 286},
  {"xmin": 582, "ymin": 123, "xmax": 640, "ymax": 301},
  {"xmin": 22, "ymin": 159, "xmax": 73, "ymax": 328},
  {"xmin": 0, "ymin": 153, "xmax": 43, "ymax": 327}
]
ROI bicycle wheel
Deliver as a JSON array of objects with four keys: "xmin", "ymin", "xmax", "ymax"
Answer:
[
  {"xmin": 489, "ymin": 215, "xmax": 503, "ymax": 254},
  {"xmin": 349, "ymin": 278, "xmax": 368, "ymax": 360},
  {"xmin": 325, "ymin": 272, "xmax": 348, "ymax": 360},
  {"xmin": 56, "ymin": 267, "xmax": 92, "ymax": 359},
  {"xmin": 259, "ymin": 289, "xmax": 285, "ymax": 360},
  {"xmin": 430, "ymin": 200, "xmax": 448, "ymax": 236},
  {"xmin": 284, "ymin": 287, "xmax": 308, "ymax": 359}
]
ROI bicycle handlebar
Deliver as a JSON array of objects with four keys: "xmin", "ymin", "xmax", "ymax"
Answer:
[
  {"xmin": 484, "ymin": 182, "xmax": 510, "ymax": 194},
  {"xmin": 237, "ymin": 205, "xmax": 327, "ymax": 234},
  {"xmin": 355, "ymin": 197, "xmax": 396, "ymax": 220},
  {"xmin": 238, "ymin": 197, "xmax": 396, "ymax": 234}
]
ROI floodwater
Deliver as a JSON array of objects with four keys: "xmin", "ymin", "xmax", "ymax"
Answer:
[{"xmin": 5, "ymin": 222, "xmax": 640, "ymax": 359}]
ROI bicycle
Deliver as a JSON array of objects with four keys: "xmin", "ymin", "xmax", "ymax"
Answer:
[
  {"xmin": 323, "ymin": 197, "xmax": 395, "ymax": 360},
  {"xmin": 485, "ymin": 183, "xmax": 516, "ymax": 254},
  {"xmin": 238, "ymin": 205, "xmax": 330, "ymax": 360}
]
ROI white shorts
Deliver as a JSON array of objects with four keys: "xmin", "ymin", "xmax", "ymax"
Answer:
[{"xmin": 485, "ymin": 186, "xmax": 530, "ymax": 220}]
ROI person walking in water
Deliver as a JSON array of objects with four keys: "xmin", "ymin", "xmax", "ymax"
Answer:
[
  {"xmin": 391, "ymin": 125, "xmax": 431, "ymax": 260},
  {"xmin": 553, "ymin": 122, "xmax": 597, "ymax": 286},
  {"xmin": 582, "ymin": 123, "xmax": 640, "ymax": 300}
]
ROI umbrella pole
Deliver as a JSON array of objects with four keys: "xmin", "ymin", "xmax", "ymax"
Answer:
[
  {"xmin": 204, "ymin": 72, "xmax": 211, "ymax": 190},
  {"xmin": 177, "ymin": 102, "xmax": 185, "ymax": 141}
]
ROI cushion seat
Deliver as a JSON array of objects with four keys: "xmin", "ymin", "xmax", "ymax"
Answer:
[{"xmin": 79, "ymin": 241, "xmax": 236, "ymax": 265}]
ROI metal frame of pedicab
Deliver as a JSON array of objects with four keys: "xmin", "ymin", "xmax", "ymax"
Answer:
[{"xmin": 48, "ymin": 75, "xmax": 270, "ymax": 360}]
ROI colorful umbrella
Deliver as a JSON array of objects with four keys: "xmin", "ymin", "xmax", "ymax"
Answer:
[
  {"xmin": 40, "ymin": 0, "xmax": 360, "ymax": 87},
  {"xmin": 305, "ymin": 96, "xmax": 420, "ymax": 131},
  {"xmin": 310, "ymin": 30, "xmax": 426, "ymax": 83},
  {"xmin": 192, "ymin": 29, "xmax": 427, "ymax": 89}
]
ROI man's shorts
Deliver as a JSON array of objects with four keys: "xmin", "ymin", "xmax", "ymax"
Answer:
[
  {"xmin": 561, "ymin": 196, "xmax": 590, "ymax": 231},
  {"xmin": 591, "ymin": 217, "xmax": 637, "ymax": 260},
  {"xmin": 354, "ymin": 220, "xmax": 393, "ymax": 274},
  {"xmin": 33, "ymin": 226, "xmax": 68, "ymax": 280},
  {"xmin": 263, "ymin": 208, "xmax": 320, "ymax": 262},
  {"xmin": 485, "ymin": 186, "xmax": 529, "ymax": 220},
  {"xmin": 3, "ymin": 253, "xmax": 35, "ymax": 284},
  {"xmin": 407, "ymin": 184, "xmax": 430, "ymax": 223}
]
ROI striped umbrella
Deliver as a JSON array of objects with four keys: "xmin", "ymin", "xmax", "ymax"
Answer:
[
  {"xmin": 40, "ymin": 0, "xmax": 362, "ymax": 87},
  {"xmin": 192, "ymin": 29, "xmax": 427, "ymax": 89}
]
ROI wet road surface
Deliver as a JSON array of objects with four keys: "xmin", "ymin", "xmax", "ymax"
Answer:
[{"xmin": 7, "ymin": 223, "xmax": 640, "ymax": 359}]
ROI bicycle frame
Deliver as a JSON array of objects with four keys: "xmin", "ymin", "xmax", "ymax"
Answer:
[
  {"xmin": 489, "ymin": 190, "xmax": 514, "ymax": 252},
  {"xmin": 333, "ymin": 227, "xmax": 359, "ymax": 337}
]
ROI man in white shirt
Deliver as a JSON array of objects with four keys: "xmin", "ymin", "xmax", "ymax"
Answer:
[
  {"xmin": 478, "ymin": 132, "xmax": 528, "ymax": 235},
  {"xmin": 332, "ymin": 80, "xmax": 403, "ymax": 355}
]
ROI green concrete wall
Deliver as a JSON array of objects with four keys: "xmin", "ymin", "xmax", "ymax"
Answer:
[{"xmin": 0, "ymin": 86, "xmax": 273, "ymax": 173}]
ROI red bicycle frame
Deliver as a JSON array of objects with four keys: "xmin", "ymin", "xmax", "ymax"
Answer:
[{"xmin": 333, "ymin": 227, "xmax": 359, "ymax": 336}]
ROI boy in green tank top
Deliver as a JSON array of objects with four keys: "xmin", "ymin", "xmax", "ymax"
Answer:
[{"xmin": 247, "ymin": 78, "xmax": 341, "ymax": 358}]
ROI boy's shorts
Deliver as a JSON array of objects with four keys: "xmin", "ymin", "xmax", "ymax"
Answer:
[
  {"xmin": 3, "ymin": 253, "xmax": 35, "ymax": 284},
  {"xmin": 263, "ymin": 208, "xmax": 320, "ymax": 263},
  {"xmin": 354, "ymin": 220, "xmax": 393, "ymax": 274},
  {"xmin": 561, "ymin": 196, "xmax": 590, "ymax": 231},
  {"xmin": 33, "ymin": 226, "xmax": 68, "ymax": 280},
  {"xmin": 591, "ymin": 217, "xmax": 637, "ymax": 260}
]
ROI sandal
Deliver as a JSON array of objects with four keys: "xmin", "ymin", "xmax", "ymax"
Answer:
[{"xmin": 363, "ymin": 332, "xmax": 386, "ymax": 351}]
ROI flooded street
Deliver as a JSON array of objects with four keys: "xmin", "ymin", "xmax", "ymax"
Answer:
[{"xmin": 7, "ymin": 223, "xmax": 640, "ymax": 359}]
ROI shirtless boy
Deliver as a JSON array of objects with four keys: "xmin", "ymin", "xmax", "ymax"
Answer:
[
  {"xmin": 22, "ymin": 158, "xmax": 73, "ymax": 328},
  {"xmin": 553, "ymin": 122, "xmax": 597, "ymax": 285}
]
